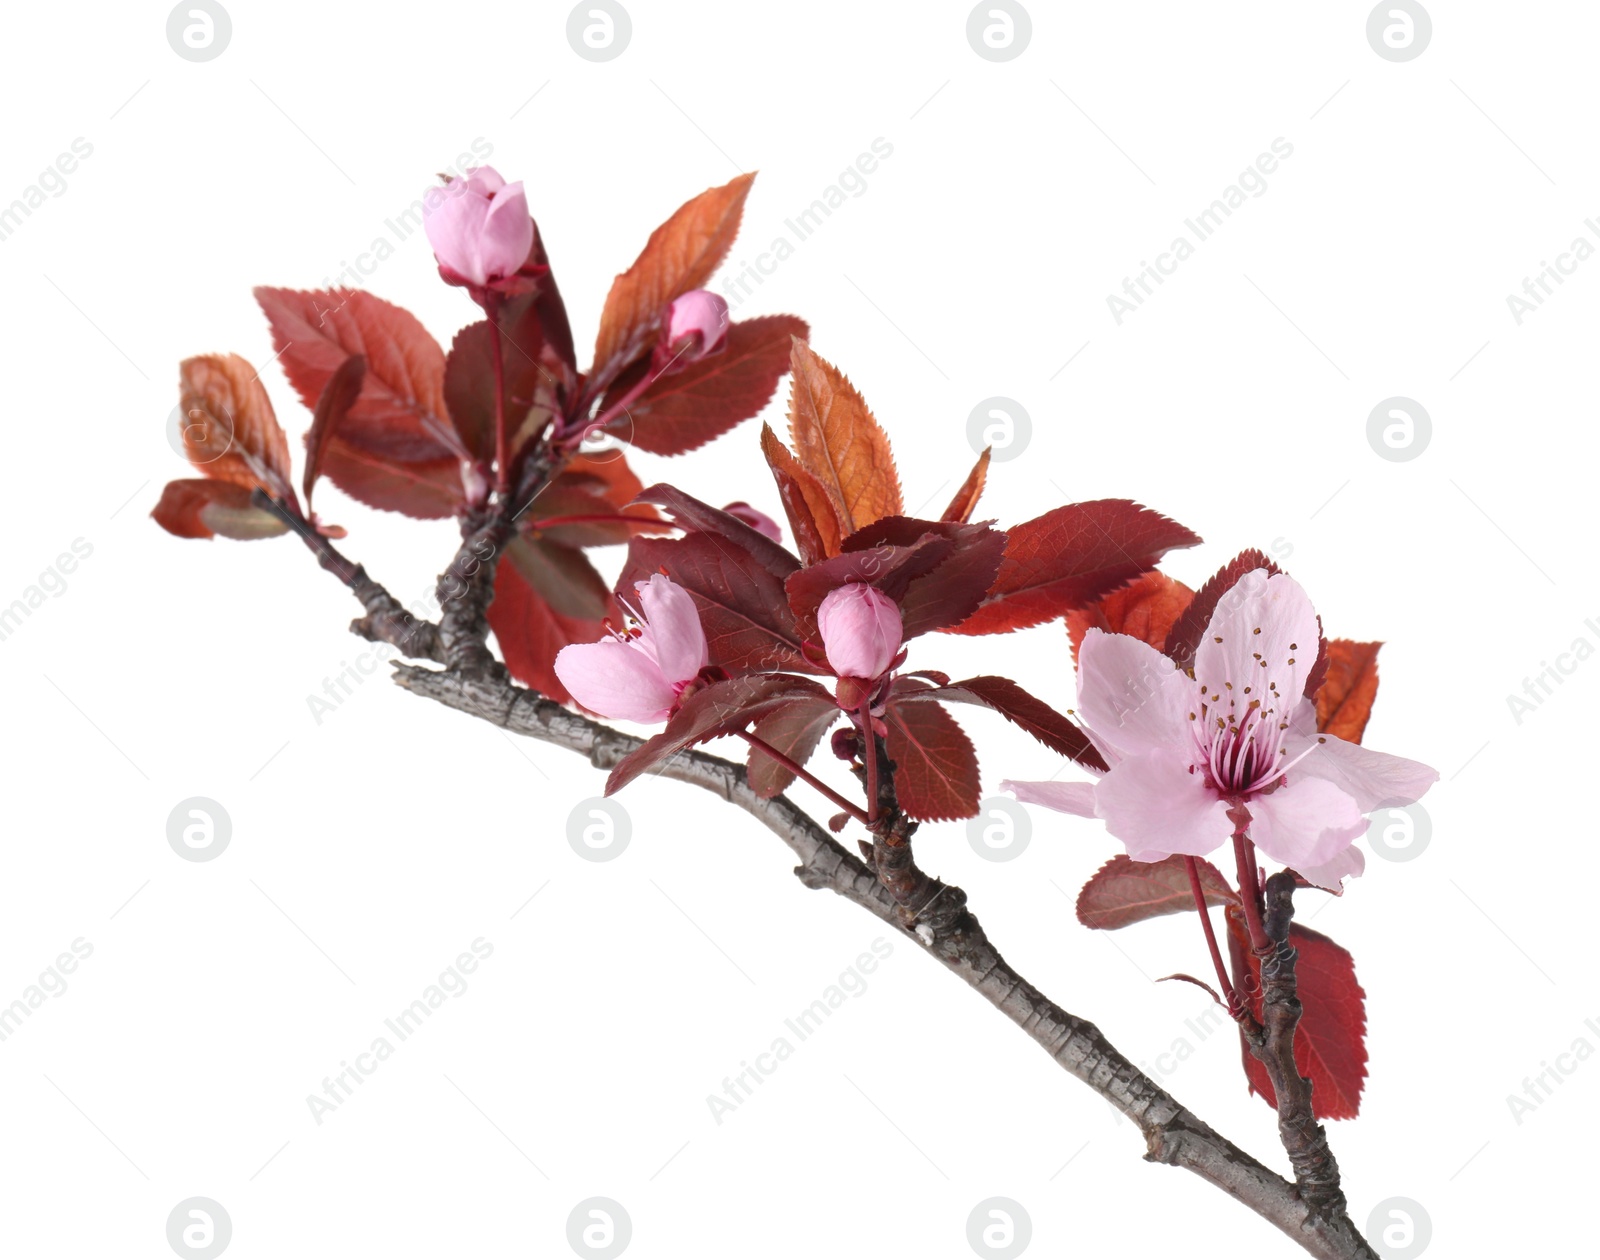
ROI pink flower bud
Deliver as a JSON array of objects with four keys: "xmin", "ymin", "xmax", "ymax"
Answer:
[
  {"xmin": 817, "ymin": 584, "xmax": 903, "ymax": 681},
  {"xmin": 657, "ymin": 290, "xmax": 729, "ymax": 369},
  {"xmin": 722, "ymin": 501, "xmax": 782, "ymax": 543},
  {"xmin": 423, "ymin": 167, "xmax": 534, "ymax": 289}
]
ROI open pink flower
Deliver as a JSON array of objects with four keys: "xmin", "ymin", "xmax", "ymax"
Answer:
[
  {"xmin": 818, "ymin": 584, "xmax": 902, "ymax": 681},
  {"xmin": 553, "ymin": 575, "xmax": 708, "ymax": 723},
  {"xmin": 1002, "ymin": 569, "xmax": 1436, "ymax": 889},
  {"xmin": 423, "ymin": 167, "xmax": 533, "ymax": 289}
]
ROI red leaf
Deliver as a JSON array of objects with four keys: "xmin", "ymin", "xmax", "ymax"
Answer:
[
  {"xmin": 526, "ymin": 454, "xmax": 661, "ymax": 549},
  {"xmin": 1162, "ymin": 549, "xmax": 1282, "ymax": 670},
  {"xmin": 787, "ymin": 340, "xmax": 903, "ymax": 535},
  {"xmin": 632, "ymin": 482, "xmax": 799, "ymax": 578},
  {"xmin": 254, "ymin": 287, "xmax": 458, "ymax": 462},
  {"xmin": 746, "ymin": 697, "xmax": 841, "ymax": 798},
  {"xmin": 760, "ymin": 422, "xmax": 842, "ymax": 563},
  {"xmin": 942, "ymin": 448, "xmax": 991, "ymax": 523},
  {"xmin": 1315, "ymin": 640, "xmax": 1382, "ymax": 744},
  {"xmin": 1067, "ymin": 569, "xmax": 1196, "ymax": 664},
  {"xmin": 785, "ymin": 533, "xmax": 955, "ymax": 640},
  {"xmin": 910, "ymin": 675, "xmax": 1105, "ymax": 770},
  {"xmin": 1226, "ymin": 909, "xmax": 1368, "ymax": 1121},
  {"xmin": 591, "ymin": 173, "xmax": 755, "ymax": 386},
  {"xmin": 953, "ymin": 501, "xmax": 1202, "ymax": 636},
  {"xmin": 842, "ymin": 517, "xmax": 1006, "ymax": 638},
  {"xmin": 502, "ymin": 534, "xmax": 611, "ymax": 620},
  {"xmin": 1075, "ymin": 855, "xmax": 1236, "ymax": 930},
  {"xmin": 313, "ymin": 442, "xmax": 462, "ymax": 519},
  {"xmin": 619, "ymin": 533, "xmax": 815, "ymax": 675},
  {"xmin": 486, "ymin": 546, "xmax": 615, "ymax": 704},
  {"xmin": 598, "ymin": 315, "xmax": 808, "ymax": 456},
  {"xmin": 882, "ymin": 699, "xmax": 980, "ymax": 821},
  {"xmin": 607, "ymin": 674, "xmax": 830, "ymax": 794},
  {"xmin": 152, "ymin": 479, "xmax": 289, "ymax": 541},
  {"xmin": 303, "ymin": 354, "xmax": 366, "ymax": 509},
  {"xmin": 176, "ymin": 354, "xmax": 294, "ymax": 495},
  {"xmin": 443, "ymin": 296, "xmax": 562, "ymax": 464}
]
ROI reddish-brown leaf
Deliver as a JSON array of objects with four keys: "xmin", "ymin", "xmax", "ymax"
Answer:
[
  {"xmin": 303, "ymin": 354, "xmax": 366, "ymax": 509},
  {"xmin": 746, "ymin": 697, "xmax": 841, "ymax": 798},
  {"xmin": 760, "ymin": 423, "xmax": 841, "ymax": 564},
  {"xmin": 487, "ymin": 547, "xmax": 615, "ymax": 704},
  {"xmin": 254, "ymin": 287, "xmax": 457, "ymax": 462},
  {"xmin": 1067, "ymin": 570, "xmax": 1196, "ymax": 663},
  {"xmin": 597, "ymin": 315, "xmax": 808, "ymax": 456},
  {"xmin": 1075, "ymin": 855, "xmax": 1237, "ymax": 930},
  {"xmin": 1227, "ymin": 908, "xmax": 1368, "ymax": 1121},
  {"xmin": 882, "ymin": 699, "xmax": 981, "ymax": 822},
  {"xmin": 841, "ymin": 517, "xmax": 1007, "ymax": 638},
  {"xmin": 786, "ymin": 340, "xmax": 903, "ymax": 536},
  {"xmin": 1162, "ymin": 549, "xmax": 1282, "ymax": 670},
  {"xmin": 526, "ymin": 454, "xmax": 661, "ymax": 549},
  {"xmin": 785, "ymin": 534, "xmax": 955, "ymax": 640},
  {"xmin": 502, "ymin": 534, "xmax": 612, "ymax": 621},
  {"xmin": 591, "ymin": 173, "xmax": 755, "ymax": 384},
  {"xmin": 607, "ymin": 674, "xmax": 830, "ymax": 794},
  {"xmin": 443, "ymin": 299, "xmax": 559, "ymax": 464},
  {"xmin": 152, "ymin": 479, "xmax": 290, "ymax": 541},
  {"xmin": 177, "ymin": 354, "xmax": 293, "ymax": 494},
  {"xmin": 909, "ymin": 675, "xmax": 1105, "ymax": 770},
  {"xmin": 954, "ymin": 501, "xmax": 1202, "ymax": 636},
  {"xmin": 313, "ymin": 442, "xmax": 462, "ymax": 519},
  {"xmin": 631, "ymin": 482, "xmax": 799, "ymax": 578},
  {"xmin": 620, "ymin": 533, "xmax": 815, "ymax": 676},
  {"xmin": 1315, "ymin": 640, "xmax": 1382, "ymax": 745},
  {"xmin": 942, "ymin": 448, "xmax": 991, "ymax": 523}
]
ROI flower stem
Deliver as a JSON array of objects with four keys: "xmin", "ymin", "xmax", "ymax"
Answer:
[
  {"xmin": 1185, "ymin": 857, "xmax": 1245, "ymax": 1021},
  {"xmin": 486, "ymin": 291, "xmax": 510, "ymax": 499},
  {"xmin": 858, "ymin": 704, "xmax": 881, "ymax": 826},
  {"xmin": 737, "ymin": 731, "xmax": 871, "ymax": 825},
  {"xmin": 1231, "ymin": 828, "xmax": 1272, "ymax": 955}
]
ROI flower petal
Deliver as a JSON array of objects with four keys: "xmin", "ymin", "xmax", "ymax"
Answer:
[
  {"xmin": 553, "ymin": 639, "xmax": 677, "ymax": 723},
  {"xmin": 1284, "ymin": 720, "xmax": 1438, "ymax": 812},
  {"xmin": 1093, "ymin": 749, "xmax": 1233, "ymax": 862},
  {"xmin": 1193, "ymin": 569, "xmax": 1319, "ymax": 732},
  {"xmin": 479, "ymin": 180, "xmax": 534, "ymax": 280},
  {"xmin": 1296, "ymin": 843, "xmax": 1366, "ymax": 893},
  {"xmin": 634, "ymin": 573, "xmax": 708, "ymax": 684},
  {"xmin": 1245, "ymin": 776, "xmax": 1367, "ymax": 871},
  {"xmin": 1075, "ymin": 628, "xmax": 1195, "ymax": 764},
  {"xmin": 1001, "ymin": 779, "xmax": 1097, "ymax": 817}
]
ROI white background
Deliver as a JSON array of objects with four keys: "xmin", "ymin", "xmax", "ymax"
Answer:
[{"xmin": 0, "ymin": 2, "xmax": 1593, "ymax": 1257}]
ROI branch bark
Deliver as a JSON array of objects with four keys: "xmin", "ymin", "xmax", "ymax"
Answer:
[{"xmin": 390, "ymin": 664, "xmax": 1379, "ymax": 1260}]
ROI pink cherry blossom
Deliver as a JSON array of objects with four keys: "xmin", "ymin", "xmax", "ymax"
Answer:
[
  {"xmin": 422, "ymin": 167, "xmax": 533, "ymax": 289},
  {"xmin": 817, "ymin": 584, "xmax": 903, "ymax": 681},
  {"xmin": 659, "ymin": 290, "xmax": 729, "ymax": 366},
  {"xmin": 553, "ymin": 574, "xmax": 708, "ymax": 723},
  {"xmin": 1002, "ymin": 569, "xmax": 1436, "ymax": 890}
]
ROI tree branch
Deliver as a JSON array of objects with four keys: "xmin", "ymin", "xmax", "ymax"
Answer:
[
  {"xmin": 1245, "ymin": 872, "xmax": 1354, "ymax": 1224},
  {"xmin": 390, "ymin": 664, "xmax": 1378, "ymax": 1260}
]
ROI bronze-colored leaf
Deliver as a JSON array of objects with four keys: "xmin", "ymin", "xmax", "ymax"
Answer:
[{"xmin": 785, "ymin": 339, "xmax": 903, "ymax": 537}]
